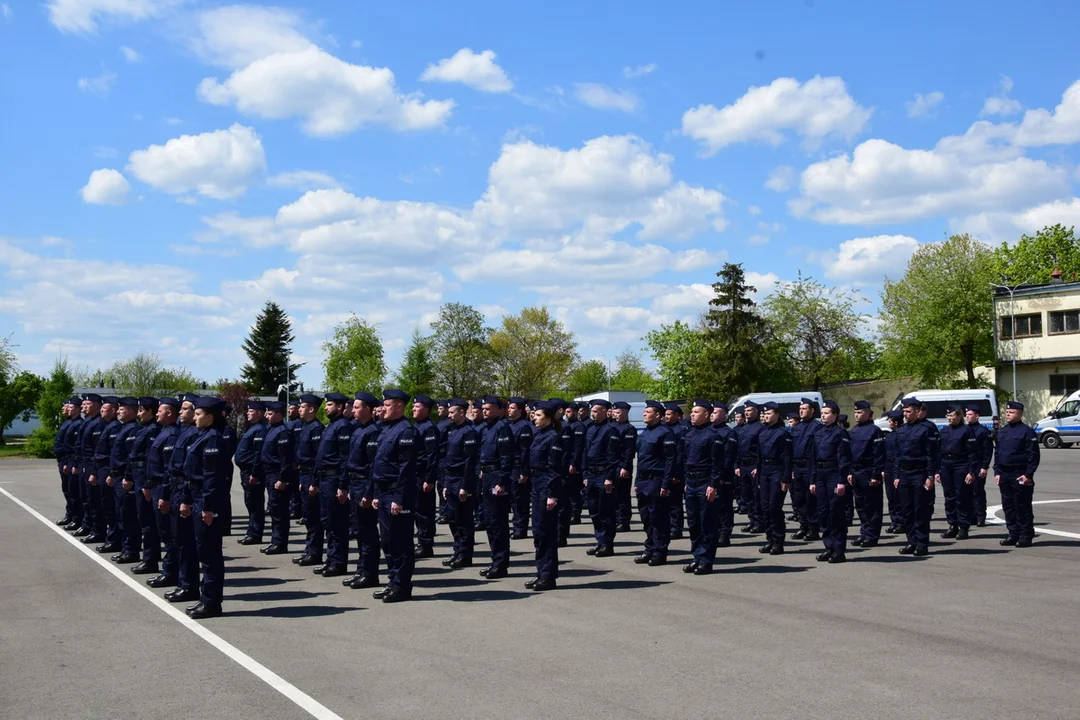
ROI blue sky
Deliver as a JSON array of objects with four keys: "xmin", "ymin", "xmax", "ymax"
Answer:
[{"xmin": 3, "ymin": 0, "xmax": 1080, "ymax": 388}]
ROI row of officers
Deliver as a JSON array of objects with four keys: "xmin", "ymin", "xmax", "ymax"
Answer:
[{"xmin": 50, "ymin": 390, "xmax": 1041, "ymax": 616}]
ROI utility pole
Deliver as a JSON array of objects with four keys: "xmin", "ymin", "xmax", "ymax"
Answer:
[{"xmin": 990, "ymin": 278, "xmax": 1033, "ymax": 400}]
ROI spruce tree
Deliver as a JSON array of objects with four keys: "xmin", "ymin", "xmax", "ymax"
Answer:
[{"xmin": 240, "ymin": 301, "xmax": 303, "ymax": 394}]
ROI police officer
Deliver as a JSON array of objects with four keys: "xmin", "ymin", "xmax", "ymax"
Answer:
[
  {"xmin": 506, "ymin": 397, "xmax": 534, "ymax": 541},
  {"xmin": 91, "ymin": 396, "xmax": 122, "ymax": 551},
  {"xmin": 809, "ymin": 401, "xmax": 852, "ymax": 563},
  {"xmin": 293, "ymin": 394, "xmax": 325, "ymax": 567},
  {"xmin": 756, "ymin": 401, "xmax": 793, "ymax": 555},
  {"xmin": 994, "ymin": 401, "xmax": 1040, "ymax": 547},
  {"xmin": 259, "ymin": 401, "xmax": 294, "ymax": 556},
  {"xmin": 126, "ymin": 397, "xmax": 161, "ymax": 572},
  {"xmin": 182, "ymin": 396, "xmax": 230, "ymax": 619},
  {"xmin": 734, "ymin": 401, "xmax": 765, "ymax": 534},
  {"xmin": 582, "ymin": 399, "xmax": 620, "ymax": 557},
  {"xmin": 882, "ymin": 409, "xmax": 904, "ymax": 534},
  {"xmin": 439, "ymin": 398, "xmax": 479, "ymax": 570},
  {"xmin": 682, "ymin": 399, "xmax": 725, "ymax": 574},
  {"xmin": 342, "ymin": 392, "xmax": 383, "ymax": 587},
  {"xmin": 663, "ymin": 403, "xmax": 688, "ymax": 539},
  {"xmin": 411, "ymin": 395, "xmax": 440, "ymax": 559},
  {"xmin": 435, "ymin": 400, "xmax": 452, "ymax": 525},
  {"xmin": 54, "ymin": 399, "xmax": 81, "ymax": 527},
  {"xmin": 966, "ymin": 404, "xmax": 994, "ymax": 527},
  {"xmin": 371, "ymin": 389, "xmax": 419, "ymax": 604},
  {"xmin": 611, "ymin": 401, "xmax": 637, "ymax": 533},
  {"xmin": 220, "ymin": 405, "xmax": 238, "ymax": 537},
  {"xmin": 525, "ymin": 400, "xmax": 563, "ymax": 591},
  {"xmin": 72, "ymin": 394, "xmax": 105, "ymax": 538},
  {"xmin": 710, "ymin": 402, "xmax": 737, "ymax": 547},
  {"xmin": 314, "ymin": 392, "xmax": 353, "ymax": 577},
  {"xmin": 163, "ymin": 395, "xmax": 201, "ymax": 604},
  {"xmin": 633, "ymin": 400, "xmax": 676, "ymax": 566},
  {"xmin": 849, "ymin": 400, "xmax": 886, "ymax": 548},
  {"xmin": 143, "ymin": 397, "xmax": 180, "ymax": 585},
  {"xmin": 554, "ymin": 399, "xmax": 576, "ymax": 547},
  {"xmin": 106, "ymin": 397, "xmax": 142, "ymax": 562},
  {"xmin": 893, "ymin": 397, "xmax": 939, "ymax": 557},
  {"xmin": 477, "ymin": 396, "xmax": 515, "ymax": 579},
  {"xmin": 937, "ymin": 404, "xmax": 977, "ymax": 540},
  {"xmin": 790, "ymin": 398, "xmax": 821, "ymax": 542},
  {"xmin": 565, "ymin": 403, "xmax": 586, "ymax": 525},
  {"xmin": 234, "ymin": 401, "xmax": 268, "ymax": 545},
  {"xmin": 287, "ymin": 399, "xmax": 303, "ymax": 520}
]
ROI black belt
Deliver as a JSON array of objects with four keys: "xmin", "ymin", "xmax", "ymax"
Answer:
[
  {"xmin": 899, "ymin": 460, "xmax": 926, "ymax": 471},
  {"xmin": 853, "ymin": 461, "xmax": 873, "ymax": 470},
  {"xmin": 762, "ymin": 459, "xmax": 781, "ymax": 466},
  {"xmin": 298, "ymin": 464, "xmax": 314, "ymax": 473},
  {"xmin": 479, "ymin": 463, "xmax": 500, "ymax": 471},
  {"xmin": 316, "ymin": 469, "xmax": 339, "ymax": 479},
  {"xmin": 998, "ymin": 465, "xmax": 1025, "ymax": 472},
  {"xmin": 816, "ymin": 461, "xmax": 837, "ymax": 469},
  {"xmin": 686, "ymin": 471, "xmax": 710, "ymax": 480},
  {"xmin": 941, "ymin": 453, "xmax": 965, "ymax": 461},
  {"xmin": 793, "ymin": 459, "xmax": 809, "ymax": 468},
  {"xmin": 129, "ymin": 461, "xmax": 146, "ymax": 468},
  {"xmin": 738, "ymin": 456, "xmax": 758, "ymax": 465},
  {"xmin": 885, "ymin": 456, "xmax": 895, "ymax": 463}
]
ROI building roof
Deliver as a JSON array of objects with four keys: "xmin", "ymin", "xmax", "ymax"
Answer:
[{"xmin": 994, "ymin": 279, "xmax": 1080, "ymax": 300}]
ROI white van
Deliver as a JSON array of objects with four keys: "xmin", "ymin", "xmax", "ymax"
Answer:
[
  {"xmin": 874, "ymin": 389, "xmax": 998, "ymax": 433},
  {"xmin": 1033, "ymin": 390, "xmax": 1080, "ymax": 449},
  {"xmin": 729, "ymin": 392, "xmax": 825, "ymax": 420}
]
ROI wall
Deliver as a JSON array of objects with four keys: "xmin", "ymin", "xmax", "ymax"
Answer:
[
  {"xmin": 1012, "ymin": 362, "xmax": 1080, "ymax": 420},
  {"xmin": 994, "ymin": 286, "xmax": 1080, "ymax": 362},
  {"xmin": 820, "ymin": 377, "xmax": 920, "ymax": 417}
]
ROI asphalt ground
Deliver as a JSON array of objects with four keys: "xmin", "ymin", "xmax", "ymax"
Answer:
[{"xmin": 1, "ymin": 454, "xmax": 1079, "ymax": 720}]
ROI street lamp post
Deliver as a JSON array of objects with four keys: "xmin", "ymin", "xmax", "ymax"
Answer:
[
  {"xmin": 990, "ymin": 278, "xmax": 1033, "ymax": 400},
  {"xmin": 598, "ymin": 353, "xmax": 611, "ymax": 393}
]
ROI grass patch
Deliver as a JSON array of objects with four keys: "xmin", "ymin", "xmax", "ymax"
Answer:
[{"xmin": 0, "ymin": 440, "xmax": 31, "ymax": 459}]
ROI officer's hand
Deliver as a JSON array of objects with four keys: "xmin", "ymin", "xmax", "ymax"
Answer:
[
  {"xmin": 106, "ymin": 476, "xmax": 115, "ymax": 488},
  {"xmin": 308, "ymin": 485, "xmax": 318, "ymax": 496},
  {"xmin": 494, "ymin": 485, "xmax": 506, "ymax": 497},
  {"xmin": 735, "ymin": 468, "xmax": 741, "ymax": 477},
  {"xmin": 459, "ymin": 489, "xmax": 468, "ymax": 502},
  {"xmin": 336, "ymin": 489, "xmax": 348, "ymax": 504},
  {"xmin": 582, "ymin": 477, "xmax": 588, "ymax": 488},
  {"xmin": 201, "ymin": 510, "xmax": 214, "ymax": 526},
  {"xmin": 62, "ymin": 465, "xmax": 68, "ymax": 473},
  {"xmin": 847, "ymin": 474, "xmax": 853, "ymax": 483},
  {"xmin": 371, "ymin": 498, "xmax": 380, "ymax": 510},
  {"xmin": 964, "ymin": 473, "xmax": 974, "ymax": 485},
  {"xmin": 423, "ymin": 482, "xmax": 433, "ymax": 493},
  {"xmin": 248, "ymin": 475, "xmax": 258, "ymax": 485},
  {"xmin": 870, "ymin": 478, "xmax": 880, "ymax": 487},
  {"xmin": 391, "ymin": 501, "xmax": 402, "ymax": 516},
  {"xmin": 994, "ymin": 474, "xmax": 1000, "ymax": 485},
  {"xmin": 518, "ymin": 475, "xmax": 528, "ymax": 484},
  {"xmin": 633, "ymin": 486, "xmax": 640, "ymax": 495},
  {"xmin": 934, "ymin": 473, "xmax": 941, "ymax": 483},
  {"xmin": 620, "ymin": 469, "xmax": 629, "ymax": 479},
  {"xmin": 924, "ymin": 477, "xmax": 934, "ymax": 491},
  {"xmin": 781, "ymin": 482, "xmax": 790, "ymax": 492},
  {"xmin": 569, "ymin": 465, "xmax": 577, "ymax": 474},
  {"xmin": 835, "ymin": 484, "xmax": 846, "ymax": 497},
  {"xmin": 72, "ymin": 466, "xmax": 79, "ymax": 474},
  {"xmin": 604, "ymin": 479, "xmax": 613, "ymax": 493},
  {"xmin": 979, "ymin": 469, "xmax": 987, "ymax": 479},
  {"xmin": 180, "ymin": 503, "xmax": 192, "ymax": 518},
  {"xmin": 546, "ymin": 497, "xmax": 557, "ymax": 511},
  {"xmin": 660, "ymin": 488, "xmax": 670, "ymax": 497},
  {"xmin": 751, "ymin": 469, "xmax": 758, "ymax": 478},
  {"xmin": 122, "ymin": 479, "xmax": 133, "ymax": 492},
  {"xmin": 142, "ymin": 488, "xmax": 151, "ymax": 501},
  {"xmin": 274, "ymin": 480, "xmax": 284, "ymax": 491},
  {"xmin": 442, "ymin": 488, "xmax": 448, "ymax": 500},
  {"xmin": 361, "ymin": 498, "xmax": 372, "ymax": 509},
  {"xmin": 89, "ymin": 474, "xmax": 98, "ymax": 485},
  {"xmin": 1018, "ymin": 475, "xmax": 1031, "ymax": 485},
  {"xmin": 706, "ymin": 486, "xmax": 717, "ymax": 502},
  {"xmin": 158, "ymin": 499, "xmax": 170, "ymax": 514},
  {"xmin": 893, "ymin": 478, "xmax": 900, "ymax": 489}
]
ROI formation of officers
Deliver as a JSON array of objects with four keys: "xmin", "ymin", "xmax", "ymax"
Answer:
[{"xmin": 49, "ymin": 389, "xmax": 1041, "ymax": 617}]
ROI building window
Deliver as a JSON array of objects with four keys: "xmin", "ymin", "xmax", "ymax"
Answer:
[
  {"xmin": 1049, "ymin": 310, "xmax": 1080, "ymax": 335},
  {"xmin": 1000, "ymin": 313, "xmax": 1043, "ymax": 339},
  {"xmin": 1050, "ymin": 374, "xmax": 1080, "ymax": 396}
]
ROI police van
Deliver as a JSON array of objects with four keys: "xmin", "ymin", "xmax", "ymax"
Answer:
[
  {"xmin": 874, "ymin": 389, "xmax": 998, "ymax": 433},
  {"xmin": 1033, "ymin": 390, "xmax": 1080, "ymax": 449},
  {"xmin": 729, "ymin": 392, "xmax": 825, "ymax": 419}
]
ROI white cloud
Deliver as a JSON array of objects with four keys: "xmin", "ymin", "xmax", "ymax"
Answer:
[
  {"xmin": 981, "ymin": 75, "xmax": 1021, "ymax": 117},
  {"xmin": 906, "ymin": 91, "xmax": 943, "ymax": 118},
  {"xmin": 126, "ymin": 124, "xmax": 266, "ymax": 199},
  {"xmin": 47, "ymin": 0, "xmax": 176, "ymax": 34},
  {"xmin": 820, "ymin": 235, "xmax": 921, "ymax": 281},
  {"xmin": 1, "ymin": 4, "xmax": 11, "ymax": 20},
  {"xmin": 420, "ymin": 48, "xmax": 512, "ymax": 92},
  {"xmin": 636, "ymin": 183, "xmax": 727, "ymax": 240},
  {"xmin": 574, "ymin": 83, "xmax": 640, "ymax": 113},
  {"xmin": 745, "ymin": 271, "xmax": 780, "ymax": 300},
  {"xmin": 80, "ymin": 168, "xmax": 131, "ymax": 205},
  {"xmin": 623, "ymin": 63, "xmax": 657, "ymax": 79},
  {"xmin": 268, "ymin": 170, "xmax": 341, "ymax": 191},
  {"xmin": 747, "ymin": 205, "xmax": 762, "ymax": 216},
  {"xmin": 120, "ymin": 45, "xmax": 140, "ymax": 62},
  {"xmin": 682, "ymin": 76, "xmax": 871, "ymax": 155},
  {"xmin": 193, "ymin": 6, "xmax": 453, "ymax": 137},
  {"xmin": 748, "ymin": 234, "xmax": 769, "ymax": 246},
  {"xmin": 957, "ymin": 197, "xmax": 1080, "ymax": 244},
  {"xmin": 1012, "ymin": 79, "xmax": 1080, "ymax": 146},
  {"xmin": 77, "ymin": 71, "xmax": 117, "ymax": 96},
  {"xmin": 765, "ymin": 165, "xmax": 795, "ymax": 192}
]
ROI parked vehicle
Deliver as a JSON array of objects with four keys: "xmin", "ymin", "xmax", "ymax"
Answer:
[
  {"xmin": 729, "ymin": 392, "xmax": 825, "ymax": 420},
  {"xmin": 1033, "ymin": 390, "xmax": 1080, "ymax": 449},
  {"xmin": 874, "ymin": 389, "xmax": 998, "ymax": 433}
]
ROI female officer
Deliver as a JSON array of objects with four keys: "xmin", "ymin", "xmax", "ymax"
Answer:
[
  {"xmin": 182, "ymin": 396, "xmax": 230, "ymax": 619},
  {"xmin": 526, "ymin": 401, "xmax": 564, "ymax": 591}
]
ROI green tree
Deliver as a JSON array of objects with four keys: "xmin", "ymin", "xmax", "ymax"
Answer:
[
  {"xmin": 241, "ymin": 301, "xmax": 303, "ymax": 394},
  {"xmin": 321, "ymin": 314, "xmax": 386, "ymax": 394},
  {"xmin": 879, "ymin": 233, "xmax": 994, "ymax": 387},
  {"xmin": 430, "ymin": 302, "xmax": 493, "ymax": 398},
  {"xmin": 566, "ymin": 359, "xmax": 609, "ymax": 397},
  {"xmin": 0, "ymin": 371, "xmax": 45, "ymax": 444},
  {"xmin": 25, "ymin": 358, "xmax": 75, "ymax": 457},
  {"xmin": 395, "ymin": 328, "xmax": 437, "ymax": 398},
  {"xmin": 488, "ymin": 306, "xmax": 578, "ymax": 397},
  {"xmin": 762, "ymin": 273, "xmax": 868, "ymax": 390},
  {"xmin": 991, "ymin": 224, "xmax": 1080, "ymax": 284},
  {"xmin": 820, "ymin": 336, "xmax": 881, "ymax": 382},
  {"xmin": 610, "ymin": 349, "xmax": 654, "ymax": 392},
  {"xmin": 98, "ymin": 352, "xmax": 203, "ymax": 395},
  {"xmin": 0, "ymin": 335, "xmax": 15, "ymax": 384},
  {"xmin": 644, "ymin": 321, "xmax": 706, "ymax": 399}
]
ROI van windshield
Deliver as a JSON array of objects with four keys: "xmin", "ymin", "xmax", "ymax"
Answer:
[{"xmin": 894, "ymin": 399, "xmax": 993, "ymax": 418}]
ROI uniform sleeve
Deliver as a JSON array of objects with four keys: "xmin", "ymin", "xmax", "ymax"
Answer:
[
  {"xmin": 838, "ymin": 432, "xmax": 852, "ymax": 482},
  {"xmin": 496, "ymin": 425, "xmax": 515, "ymax": 486},
  {"xmin": 981, "ymin": 428, "xmax": 994, "ymax": 471},
  {"xmin": 423, "ymin": 426, "xmax": 440, "ymax": 486},
  {"xmin": 573, "ymin": 427, "xmax": 586, "ymax": 469},
  {"xmin": 201, "ymin": 434, "xmax": 222, "ymax": 514},
  {"xmin": 927, "ymin": 426, "xmax": 940, "ymax": 476},
  {"xmin": 516, "ymin": 425, "xmax": 533, "ymax": 477},
  {"xmin": 662, "ymin": 430, "xmax": 676, "ymax": 491},
  {"xmin": 807, "ymin": 434, "xmax": 818, "ymax": 487},
  {"xmin": 710, "ymin": 435, "xmax": 725, "ymax": 489},
  {"xmin": 392, "ymin": 428, "xmax": 418, "ymax": 504},
  {"xmin": 620, "ymin": 426, "xmax": 637, "ymax": 473},
  {"xmin": 781, "ymin": 432, "xmax": 793, "ymax": 480},
  {"xmin": 872, "ymin": 428, "xmax": 886, "ymax": 477},
  {"xmin": 1026, "ymin": 428, "xmax": 1040, "ymax": 477},
  {"xmin": 463, "ymin": 430, "xmax": 479, "ymax": 496}
]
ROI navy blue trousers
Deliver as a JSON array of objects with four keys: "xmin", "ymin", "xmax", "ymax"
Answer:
[
  {"xmin": 567, "ymin": 473, "xmax": 584, "ymax": 517},
  {"xmin": 685, "ymin": 483, "xmax": 719, "ymax": 567},
  {"xmin": 972, "ymin": 473, "xmax": 988, "ymax": 523},
  {"xmin": 640, "ymin": 491, "xmax": 670, "ymax": 557},
  {"xmin": 761, "ymin": 472, "xmax": 788, "ymax": 546},
  {"xmin": 415, "ymin": 484, "xmax": 437, "ymax": 549},
  {"xmin": 351, "ymin": 499, "xmax": 380, "ymax": 579},
  {"xmin": 151, "ymin": 486, "xmax": 175, "ymax": 577},
  {"xmin": 816, "ymin": 475, "xmax": 849, "ymax": 553},
  {"xmin": 884, "ymin": 471, "xmax": 902, "ymax": 525},
  {"xmin": 615, "ymin": 473, "xmax": 633, "ymax": 526},
  {"xmin": 103, "ymin": 479, "xmax": 119, "ymax": 544},
  {"xmin": 512, "ymin": 477, "xmax": 532, "ymax": 533},
  {"xmin": 585, "ymin": 477, "xmax": 617, "ymax": 548},
  {"xmin": 999, "ymin": 473, "xmax": 1034, "ymax": 541},
  {"xmin": 716, "ymin": 481, "xmax": 735, "ymax": 540},
  {"xmin": 116, "ymin": 484, "xmax": 140, "ymax": 555},
  {"xmin": 192, "ymin": 506, "xmax": 224, "ymax": 607},
  {"xmin": 172, "ymin": 506, "xmax": 199, "ymax": 591},
  {"xmin": 266, "ymin": 477, "xmax": 291, "ymax": 548},
  {"xmin": 897, "ymin": 472, "xmax": 935, "ymax": 548},
  {"xmin": 532, "ymin": 490, "xmax": 559, "ymax": 581},
  {"xmin": 445, "ymin": 488, "xmax": 475, "ymax": 560},
  {"xmin": 791, "ymin": 468, "xmax": 815, "ymax": 528},
  {"xmin": 241, "ymin": 478, "xmax": 265, "ymax": 540},
  {"xmin": 483, "ymin": 490, "xmax": 511, "ymax": 569},
  {"xmin": 378, "ymin": 493, "xmax": 415, "ymax": 592},
  {"xmin": 669, "ymin": 479, "xmax": 684, "ymax": 534},
  {"xmin": 939, "ymin": 461, "xmax": 973, "ymax": 529},
  {"xmin": 320, "ymin": 479, "xmax": 349, "ymax": 566},
  {"xmin": 137, "ymin": 488, "xmax": 159, "ymax": 564},
  {"xmin": 301, "ymin": 476, "xmax": 322, "ymax": 559},
  {"xmin": 852, "ymin": 471, "xmax": 883, "ymax": 542}
]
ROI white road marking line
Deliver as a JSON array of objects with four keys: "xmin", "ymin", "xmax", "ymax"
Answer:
[
  {"xmin": 986, "ymin": 498, "xmax": 1080, "ymax": 539},
  {"xmin": 0, "ymin": 485, "xmax": 345, "ymax": 720}
]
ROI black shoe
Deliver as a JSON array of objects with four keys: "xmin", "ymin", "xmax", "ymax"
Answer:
[
  {"xmin": 647, "ymin": 556, "xmax": 667, "ymax": 566},
  {"xmin": 261, "ymin": 544, "xmax": 286, "ymax": 555},
  {"xmin": 616, "ymin": 523, "xmax": 632, "ymax": 533},
  {"xmin": 912, "ymin": 545, "xmax": 929, "ymax": 556},
  {"xmin": 511, "ymin": 530, "xmax": 528, "ymax": 540},
  {"xmin": 115, "ymin": 553, "xmax": 139, "ymax": 564},
  {"xmin": 187, "ymin": 602, "xmax": 222, "ymax": 619},
  {"xmin": 586, "ymin": 545, "xmax": 600, "ymax": 556},
  {"xmin": 289, "ymin": 512, "xmax": 301, "ymax": 520},
  {"xmin": 851, "ymin": 538, "xmax": 864, "ymax": 547},
  {"xmin": 347, "ymin": 531, "xmax": 358, "ymax": 540},
  {"xmin": 414, "ymin": 544, "xmax": 434, "ymax": 559},
  {"xmin": 899, "ymin": 545, "xmax": 916, "ymax": 554},
  {"xmin": 531, "ymin": 578, "xmax": 556, "ymax": 591},
  {"xmin": 956, "ymin": 528, "xmax": 969, "ymax": 540},
  {"xmin": 297, "ymin": 555, "xmax": 322, "ymax": 567},
  {"xmin": 804, "ymin": 531, "xmax": 820, "ymax": 541},
  {"xmin": 886, "ymin": 525, "xmax": 898, "ymax": 534},
  {"xmin": 132, "ymin": 561, "xmax": 158, "ymax": 575},
  {"xmin": 72, "ymin": 526, "xmax": 91, "ymax": 537},
  {"xmin": 816, "ymin": 550, "xmax": 833, "ymax": 562},
  {"xmin": 750, "ymin": 525, "xmax": 767, "ymax": 534},
  {"xmin": 474, "ymin": 523, "xmax": 487, "ymax": 531},
  {"xmin": 321, "ymin": 564, "xmax": 348, "ymax": 578},
  {"xmin": 670, "ymin": 530, "xmax": 684, "ymax": 539},
  {"xmin": 694, "ymin": 565, "xmax": 713, "ymax": 575},
  {"xmin": 941, "ymin": 525, "xmax": 958, "ymax": 539},
  {"xmin": 633, "ymin": 553, "xmax": 653, "ymax": 564},
  {"xmin": 769, "ymin": 545, "xmax": 785, "ymax": 555},
  {"xmin": 741, "ymin": 524, "xmax": 754, "ymax": 533},
  {"xmin": 717, "ymin": 537, "xmax": 731, "ymax": 548},
  {"xmin": 558, "ymin": 538, "xmax": 568, "ymax": 548},
  {"xmin": 485, "ymin": 567, "xmax": 508, "ymax": 579},
  {"xmin": 524, "ymin": 578, "xmax": 539, "ymax": 589},
  {"xmin": 570, "ymin": 514, "xmax": 581, "ymax": 525},
  {"xmin": 96, "ymin": 542, "xmax": 121, "ymax": 553},
  {"xmin": 786, "ymin": 513, "xmax": 798, "ymax": 522},
  {"xmin": 682, "ymin": 561, "xmax": 699, "ymax": 573},
  {"xmin": 860, "ymin": 540, "xmax": 878, "ymax": 548},
  {"xmin": 758, "ymin": 543, "xmax": 773, "ymax": 554},
  {"xmin": 436, "ymin": 515, "xmax": 449, "ymax": 525},
  {"xmin": 348, "ymin": 575, "xmax": 379, "ymax": 589},
  {"xmin": 1000, "ymin": 537, "xmax": 1017, "ymax": 546},
  {"xmin": 164, "ymin": 587, "xmax": 199, "ymax": 603},
  {"xmin": 111, "ymin": 553, "xmax": 123, "ymax": 562},
  {"xmin": 449, "ymin": 557, "xmax": 472, "ymax": 569},
  {"xmin": 977, "ymin": 520, "xmax": 986, "ymax": 528},
  {"xmin": 382, "ymin": 586, "xmax": 412, "ymax": 603},
  {"xmin": 792, "ymin": 528, "xmax": 807, "ymax": 540},
  {"xmin": 146, "ymin": 574, "xmax": 177, "ymax": 588},
  {"xmin": 1016, "ymin": 538, "xmax": 1033, "ymax": 548},
  {"xmin": 237, "ymin": 536, "xmax": 261, "ymax": 545},
  {"xmin": 64, "ymin": 522, "xmax": 81, "ymax": 531},
  {"xmin": 441, "ymin": 556, "xmax": 458, "ymax": 567},
  {"xmin": 312, "ymin": 564, "xmax": 328, "ymax": 575},
  {"xmin": 55, "ymin": 515, "xmax": 72, "ymax": 526},
  {"xmin": 297, "ymin": 517, "xmax": 306, "ymax": 526},
  {"xmin": 594, "ymin": 546, "xmax": 614, "ymax": 558},
  {"xmin": 828, "ymin": 553, "xmax": 846, "ymax": 564},
  {"xmin": 372, "ymin": 585, "xmax": 394, "ymax": 600}
]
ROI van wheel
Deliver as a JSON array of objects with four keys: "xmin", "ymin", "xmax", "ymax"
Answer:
[{"xmin": 1043, "ymin": 433, "xmax": 1063, "ymax": 450}]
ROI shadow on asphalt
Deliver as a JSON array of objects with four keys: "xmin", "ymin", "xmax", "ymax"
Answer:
[
  {"xmin": 570, "ymin": 579, "xmax": 672, "ymax": 590},
  {"xmin": 227, "ymin": 576, "xmax": 303, "ymax": 587},
  {"xmin": 225, "ymin": 604, "xmax": 365, "ymax": 618},
  {"xmin": 854, "ymin": 555, "xmax": 931, "ymax": 563},
  {"xmin": 230, "ymin": 589, "xmax": 336, "ymax": 602},
  {"xmin": 422, "ymin": 589, "xmax": 534, "ymax": 602},
  {"xmin": 1029, "ymin": 539, "xmax": 1080, "ymax": 548},
  {"xmin": 720, "ymin": 564, "xmax": 813, "ymax": 574},
  {"xmin": 933, "ymin": 547, "xmax": 1011, "ymax": 555},
  {"xmin": 223, "ymin": 565, "xmax": 266, "ymax": 574}
]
